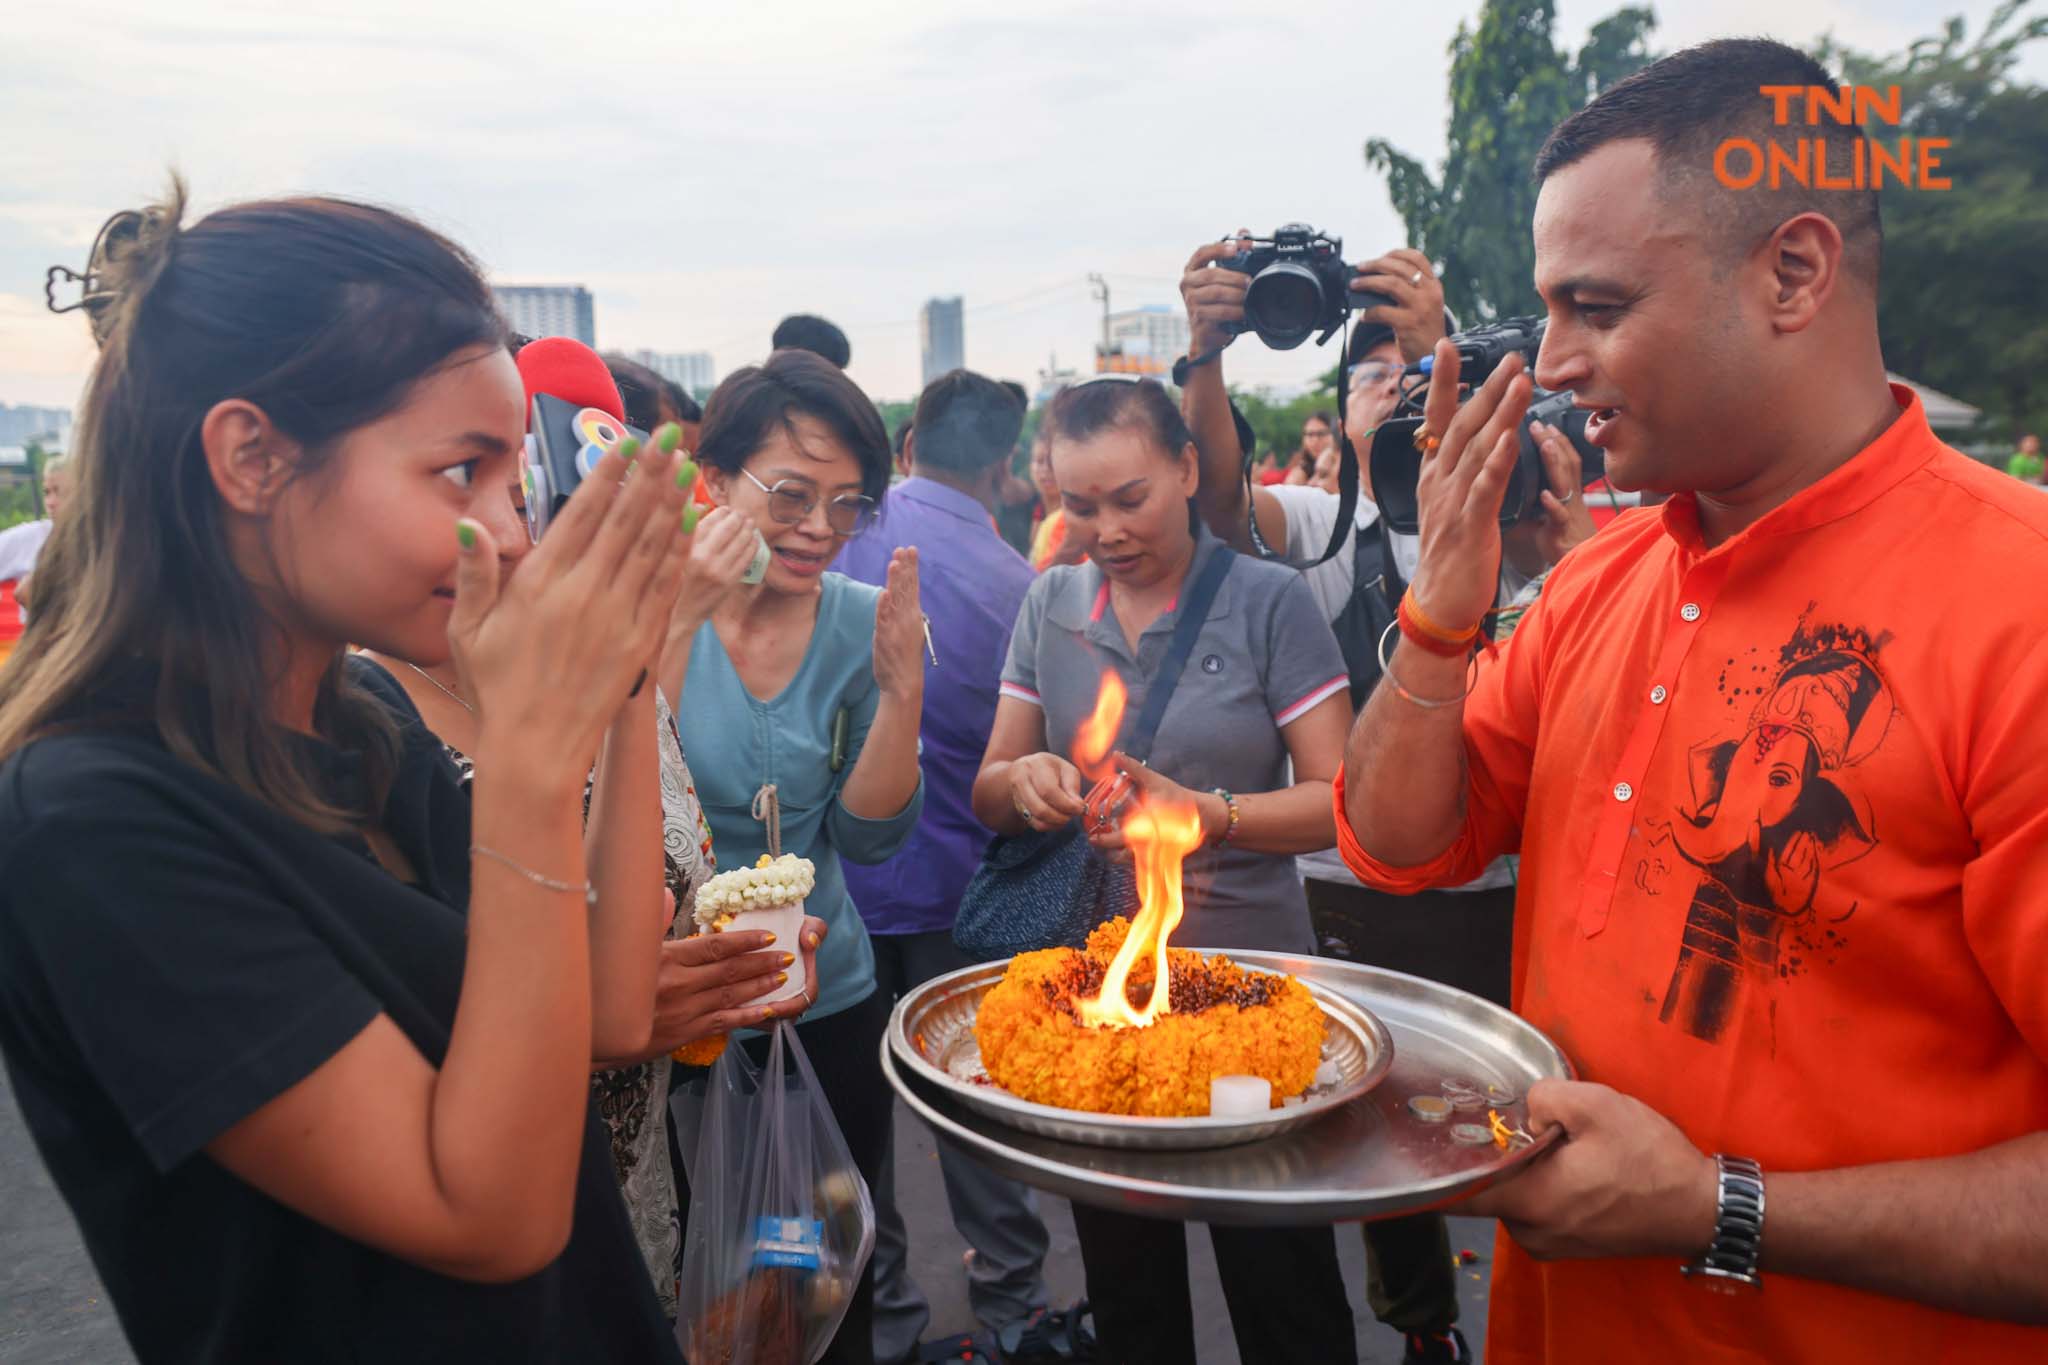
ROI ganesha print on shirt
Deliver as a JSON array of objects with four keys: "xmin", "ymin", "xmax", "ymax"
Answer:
[{"xmin": 1641, "ymin": 615, "xmax": 1896, "ymax": 1044}]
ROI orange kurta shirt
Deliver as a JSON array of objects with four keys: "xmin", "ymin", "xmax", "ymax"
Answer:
[{"xmin": 1336, "ymin": 387, "xmax": 2048, "ymax": 1363}]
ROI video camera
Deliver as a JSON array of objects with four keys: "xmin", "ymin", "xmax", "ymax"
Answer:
[
  {"xmin": 1219, "ymin": 224, "xmax": 1392, "ymax": 351},
  {"xmin": 1367, "ymin": 315, "xmax": 1605, "ymax": 534}
]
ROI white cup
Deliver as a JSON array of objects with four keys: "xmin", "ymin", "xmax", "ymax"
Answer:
[{"xmin": 727, "ymin": 900, "xmax": 807, "ymax": 1003}]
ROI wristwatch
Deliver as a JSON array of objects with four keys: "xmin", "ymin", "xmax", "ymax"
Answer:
[{"xmin": 1682, "ymin": 1154, "xmax": 1766, "ymax": 1291}]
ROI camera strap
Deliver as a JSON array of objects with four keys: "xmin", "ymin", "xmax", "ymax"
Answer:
[{"xmin": 1250, "ymin": 335, "xmax": 1359, "ymax": 571}]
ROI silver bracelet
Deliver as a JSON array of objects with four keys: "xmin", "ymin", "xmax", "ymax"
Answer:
[
  {"xmin": 1375, "ymin": 621, "xmax": 1479, "ymax": 710},
  {"xmin": 471, "ymin": 844, "xmax": 597, "ymax": 908}
]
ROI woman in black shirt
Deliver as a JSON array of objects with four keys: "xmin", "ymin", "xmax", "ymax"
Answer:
[{"xmin": 0, "ymin": 181, "xmax": 692, "ymax": 1362}]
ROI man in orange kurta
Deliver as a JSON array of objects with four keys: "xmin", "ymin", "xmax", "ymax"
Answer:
[{"xmin": 1335, "ymin": 39, "xmax": 2048, "ymax": 1364}]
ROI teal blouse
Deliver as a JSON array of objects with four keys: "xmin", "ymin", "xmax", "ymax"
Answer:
[{"xmin": 674, "ymin": 573, "xmax": 924, "ymax": 1021}]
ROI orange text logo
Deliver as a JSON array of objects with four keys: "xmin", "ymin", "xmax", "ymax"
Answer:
[{"xmin": 1714, "ymin": 85, "xmax": 1951, "ymax": 190}]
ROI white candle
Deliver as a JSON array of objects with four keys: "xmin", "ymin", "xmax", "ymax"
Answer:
[{"xmin": 1209, "ymin": 1074, "xmax": 1272, "ymax": 1117}]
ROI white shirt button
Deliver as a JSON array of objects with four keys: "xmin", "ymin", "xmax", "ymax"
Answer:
[
  {"xmin": 1680, "ymin": 602, "xmax": 1702, "ymax": 622},
  {"xmin": 1614, "ymin": 782, "xmax": 1634, "ymax": 802},
  {"xmin": 1650, "ymin": 685, "xmax": 1668, "ymax": 704}
]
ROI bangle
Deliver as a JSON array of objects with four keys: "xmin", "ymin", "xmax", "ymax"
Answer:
[
  {"xmin": 471, "ymin": 844, "xmax": 597, "ymax": 908},
  {"xmin": 1209, "ymin": 788, "xmax": 1240, "ymax": 847},
  {"xmin": 1376, "ymin": 622, "xmax": 1479, "ymax": 710},
  {"xmin": 1398, "ymin": 589, "xmax": 1483, "ymax": 657}
]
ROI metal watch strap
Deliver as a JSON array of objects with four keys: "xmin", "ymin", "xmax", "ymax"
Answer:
[{"xmin": 1683, "ymin": 1154, "xmax": 1765, "ymax": 1291}]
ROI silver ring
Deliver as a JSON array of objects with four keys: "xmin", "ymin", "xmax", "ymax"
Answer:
[
  {"xmin": 1558, "ymin": 490, "xmax": 1577, "ymax": 505},
  {"xmin": 1410, "ymin": 270, "xmax": 1424, "ymax": 286}
]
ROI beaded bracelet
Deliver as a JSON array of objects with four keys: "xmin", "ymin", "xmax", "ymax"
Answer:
[{"xmin": 1209, "ymin": 788, "xmax": 1241, "ymax": 847}]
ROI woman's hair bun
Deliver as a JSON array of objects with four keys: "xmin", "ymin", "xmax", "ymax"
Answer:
[{"xmin": 46, "ymin": 173, "xmax": 188, "ymax": 348}]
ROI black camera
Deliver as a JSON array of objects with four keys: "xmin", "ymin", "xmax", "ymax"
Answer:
[
  {"xmin": 1219, "ymin": 224, "xmax": 1393, "ymax": 351},
  {"xmin": 1405, "ymin": 315, "xmax": 1547, "ymax": 387},
  {"xmin": 1368, "ymin": 315, "xmax": 1603, "ymax": 534}
]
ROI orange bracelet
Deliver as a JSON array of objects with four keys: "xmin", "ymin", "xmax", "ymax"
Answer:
[{"xmin": 1398, "ymin": 590, "xmax": 1482, "ymax": 657}]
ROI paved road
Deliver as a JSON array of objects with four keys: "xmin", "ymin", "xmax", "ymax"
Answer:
[{"xmin": 3, "ymin": 1065, "xmax": 1491, "ymax": 1363}]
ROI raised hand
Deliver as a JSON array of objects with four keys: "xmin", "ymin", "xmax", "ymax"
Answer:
[
  {"xmin": 449, "ymin": 436, "xmax": 690, "ymax": 785},
  {"xmin": 671, "ymin": 504, "xmax": 764, "ymax": 636},
  {"xmin": 870, "ymin": 547, "xmax": 926, "ymax": 700},
  {"xmin": 1350, "ymin": 249, "xmax": 1450, "ymax": 364},
  {"xmin": 1528, "ymin": 419, "xmax": 1598, "ymax": 569},
  {"xmin": 1409, "ymin": 342, "xmax": 1534, "ymax": 635},
  {"xmin": 1180, "ymin": 232, "xmax": 1253, "ymax": 356}
]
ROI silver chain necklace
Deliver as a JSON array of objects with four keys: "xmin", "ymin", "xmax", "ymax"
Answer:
[{"xmin": 402, "ymin": 660, "xmax": 475, "ymax": 716}]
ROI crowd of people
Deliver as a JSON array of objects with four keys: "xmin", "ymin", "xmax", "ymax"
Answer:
[{"xmin": 1, "ymin": 32, "xmax": 2046, "ymax": 1365}]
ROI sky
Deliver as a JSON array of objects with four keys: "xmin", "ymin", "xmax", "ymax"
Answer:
[{"xmin": 3, "ymin": 0, "xmax": 2041, "ymax": 411}]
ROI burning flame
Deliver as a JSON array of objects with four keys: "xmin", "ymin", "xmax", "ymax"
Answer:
[
  {"xmin": 1069, "ymin": 668, "xmax": 1206, "ymax": 1029},
  {"xmin": 1074, "ymin": 797, "xmax": 1206, "ymax": 1029},
  {"xmin": 1071, "ymin": 671, "xmax": 1126, "ymax": 782}
]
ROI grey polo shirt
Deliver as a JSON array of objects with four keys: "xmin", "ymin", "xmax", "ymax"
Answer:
[{"xmin": 1000, "ymin": 527, "xmax": 1349, "ymax": 954}]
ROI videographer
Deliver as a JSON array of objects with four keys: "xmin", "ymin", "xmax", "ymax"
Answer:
[
  {"xmin": 1337, "ymin": 39, "xmax": 2048, "ymax": 1364},
  {"xmin": 1177, "ymin": 238, "xmax": 1583, "ymax": 1365}
]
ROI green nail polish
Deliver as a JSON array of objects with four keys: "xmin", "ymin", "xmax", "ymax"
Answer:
[
  {"xmin": 619, "ymin": 435, "xmax": 641, "ymax": 462},
  {"xmin": 676, "ymin": 459, "xmax": 699, "ymax": 489},
  {"xmin": 456, "ymin": 521, "xmax": 476, "ymax": 550},
  {"xmin": 655, "ymin": 422, "xmax": 682, "ymax": 454},
  {"xmin": 682, "ymin": 504, "xmax": 703, "ymax": 534}
]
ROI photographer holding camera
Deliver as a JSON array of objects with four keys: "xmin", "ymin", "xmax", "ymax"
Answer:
[
  {"xmin": 1338, "ymin": 39, "xmax": 2048, "ymax": 1365},
  {"xmin": 1178, "ymin": 233, "xmax": 1596, "ymax": 1365}
]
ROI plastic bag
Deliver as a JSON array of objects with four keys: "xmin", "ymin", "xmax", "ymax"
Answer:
[{"xmin": 677, "ymin": 1022, "xmax": 875, "ymax": 1365}]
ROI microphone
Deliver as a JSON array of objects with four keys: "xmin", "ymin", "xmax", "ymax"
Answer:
[
  {"xmin": 515, "ymin": 336, "xmax": 643, "ymax": 540},
  {"xmin": 515, "ymin": 336, "xmax": 624, "ymax": 424}
]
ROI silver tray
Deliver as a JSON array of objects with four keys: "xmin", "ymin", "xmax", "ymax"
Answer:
[
  {"xmin": 884, "ymin": 951, "xmax": 1573, "ymax": 1225},
  {"xmin": 889, "ymin": 960, "xmax": 1394, "ymax": 1150}
]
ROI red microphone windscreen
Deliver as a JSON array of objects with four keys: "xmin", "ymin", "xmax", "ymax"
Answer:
[{"xmin": 515, "ymin": 337, "xmax": 625, "ymax": 426}]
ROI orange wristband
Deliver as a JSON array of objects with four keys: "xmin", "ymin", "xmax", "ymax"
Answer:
[{"xmin": 1398, "ymin": 590, "xmax": 1482, "ymax": 658}]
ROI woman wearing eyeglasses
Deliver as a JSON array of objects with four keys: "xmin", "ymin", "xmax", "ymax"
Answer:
[{"xmin": 657, "ymin": 347, "xmax": 924, "ymax": 1365}]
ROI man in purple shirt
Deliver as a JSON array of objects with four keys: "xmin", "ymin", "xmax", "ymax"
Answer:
[{"xmin": 837, "ymin": 370, "xmax": 1053, "ymax": 1363}]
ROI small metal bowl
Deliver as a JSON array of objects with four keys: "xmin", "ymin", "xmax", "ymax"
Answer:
[{"xmin": 889, "ymin": 958, "xmax": 1395, "ymax": 1150}]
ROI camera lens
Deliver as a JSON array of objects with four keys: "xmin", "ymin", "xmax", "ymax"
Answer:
[{"xmin": 1244, "ymin": 263, "xmax": 1324, "ymax": 349}]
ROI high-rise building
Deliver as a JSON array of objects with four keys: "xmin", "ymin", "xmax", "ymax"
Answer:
[
  {"xmin": 919, "ymin": 296, "xmax": 965, "ymax": 387},
  {"xmin": 494, "ymin": 285, "xmax": 596, "ymax": 346},
  {"xmin": 0, "ymin": 402, "xmax": 72, "ymax": 448},
  {"xmin": 1096, "ymin": 305, "xmax": 1190, "ymax": 377},
  {"xmin": 625, "ymin": 350, "xmax": 716, "ymax": 398}
]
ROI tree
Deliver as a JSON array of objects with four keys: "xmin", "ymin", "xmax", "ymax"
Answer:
[
  {"xmin": 1230, "ymin": 386, "xmax": 1339, "ymax": 465},
  {"xmin": 1365, "ymin": 0, "xmax": 1658, "ymax": 324},
  {"xmin": 0, "ymin": 442, "xmax": 49, "ymax": 531},
  {"xmin": 1817, "ymin": 1, "xmax": 2048, "ymax": 441}
]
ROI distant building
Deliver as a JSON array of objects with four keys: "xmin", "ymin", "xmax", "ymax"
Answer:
[
  {"xmin": 626, "ymin": 349, "xmax": 716, "ymax": 397},
  {"xmin": 920, "ymin": 296, "xmax": 965, "ymax": 387},
  {"xmin": 495, "ymin": 285, "xmax": 596, "ymax": 346},
  {"xmin": 0, "ymin": 403, "xmax": 72, "ymax": 449},
  {"xmin": 1096, "ymin": 305, "xmax": 1189, "ymax": 378}
]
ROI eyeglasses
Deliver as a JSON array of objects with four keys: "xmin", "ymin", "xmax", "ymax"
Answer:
[
  {"xmin": 1347, "ymin": 360, "xmax": 1403, "ymax": 389},
  {"xmin": 741, "ymin": 468, "xmax": 878, "ymax": 536}
]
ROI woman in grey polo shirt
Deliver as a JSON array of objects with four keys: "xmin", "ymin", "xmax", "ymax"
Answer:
[{"xmin": 972, "ymin": 378, "xmax": 1357, "ymax": 1365}]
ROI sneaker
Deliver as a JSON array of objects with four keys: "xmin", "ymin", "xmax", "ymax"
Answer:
[{"xmin": 1402, "ymin": 1327, "xmax": 1472, "ymax": 1364}]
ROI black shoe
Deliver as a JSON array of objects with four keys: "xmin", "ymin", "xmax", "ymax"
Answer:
[
  {"xmin": 996, "ymin": 1300, "xmax": 1096, "ymax": 1362},
  {"xmin": 1402, "ymin": 1327, "xmax": 1472, "ymax": 1364}
]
